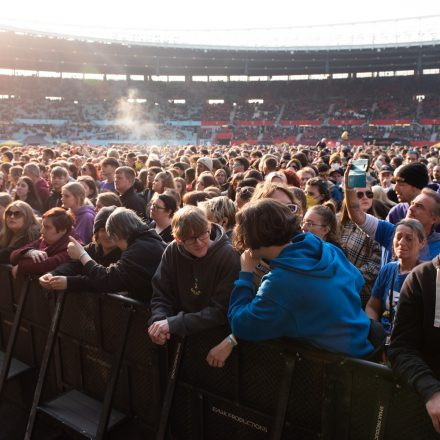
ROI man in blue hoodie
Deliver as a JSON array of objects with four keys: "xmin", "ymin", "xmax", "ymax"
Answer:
[{"xmin": 228, "ymin": 198, "xmax": 374, "ymax": 359}]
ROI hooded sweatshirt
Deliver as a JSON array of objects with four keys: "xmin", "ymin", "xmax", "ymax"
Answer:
[
  {"xmin": 149, "ymin": 224, "xmax": 241, "ymax": 336},
  {"xmin": 74, "ymin": 204, "xmax": 96, "ymax": 245},
  {"xmin": 228, "ymin": 232, "xmax": 373, "ymax": 358},
  {"xmin": 80, "ymin": 225, "xmax": 165, "ymax": 302}
]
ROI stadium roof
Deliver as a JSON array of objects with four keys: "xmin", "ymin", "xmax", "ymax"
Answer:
[{"xmin": 0, "ymin": 28, "xmax": 440, "ymax": 77}]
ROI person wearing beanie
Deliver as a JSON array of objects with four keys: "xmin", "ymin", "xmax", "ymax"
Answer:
[
  {"xmin": 196, "ymin": 157, "xmax": 213, "ymax": 176},
  {"xmin": 39, "ymin": 206, "xmax": 121, "ymax": 292},
  {"xmin": 387, "ymin": 163, "xmax": 429, "ymax": 225}
]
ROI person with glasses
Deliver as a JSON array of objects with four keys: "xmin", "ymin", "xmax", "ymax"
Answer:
[
  {"xmin": 148, "ymin": 205, "xmax": 240, "ymax": 368},
  {"xmin": 340, "ymin": 186, "xmax": 382, "ymax": 306},
  {"xmin": 228, "ymin": 198, "xmax": 376, "ymax": 359},
  {"xmin": 301, "ymin": 204, "xmax": 341, "ymax": 248},
  {"xmin": 61, "ymin": 207, "xmax": 165, "ymax": 302},
  {"xmin": 0, "ymin": 201, "xmax": 40, "ymax": 264},
  {"xmin": 149, "ymin": 192, "xmax": 178, "ymax": 244}
]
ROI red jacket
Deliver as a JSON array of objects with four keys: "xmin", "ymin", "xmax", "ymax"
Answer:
[{"xmin": 10, "ymin": 232, "xmax": 71, "ymax": 275}]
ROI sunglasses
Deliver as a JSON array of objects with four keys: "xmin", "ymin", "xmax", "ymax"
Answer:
[
  {"xmin": 356, "ymin": 191, "xmax": 374, "ymax": 199},
  {"xmin": 5, "ymin": 210, "xmax": 24, "ymax": 218}
]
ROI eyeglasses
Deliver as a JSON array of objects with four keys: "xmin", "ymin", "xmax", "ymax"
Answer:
[
  {"xmin": 151, "ymin": 203, "xmax": 166, "ymax": 211},
  {"xmin": 356, "ymin": 191, "xmax": 374, "ymax": 199},
  {"xmin": 183, "ymin": 231, "xmax": 210, "ymax": 245},
  {"xmin": 301, "ymin": 220, "xmax": 325, "ymax": 228},
  {"xmin": 286, "ymin": 203, "xmax": 299, "ymax": 213},
  {"xmin": 5, "ymin": 210, "xmax": 24, "ymax": 219}
]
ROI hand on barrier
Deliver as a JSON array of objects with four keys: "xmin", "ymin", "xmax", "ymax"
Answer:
[
  {"xmin": 67, "ymin": 236, "xmax": 84, "ymax": 260},
  {"xmin": 39, "ymin": 273, "xmax": 53, "ymax": 289},
  {"xmin": 25, "ymin": 249, "xmax": 48, "ymax": 263},
  {"xmin": 49, "ymin": 276, "xmax": 67, "ymax": 291},
  {"xmin": 426, "ymin": 391, "xmax": 440, "ymax": 434},
  {"xmin": 206, "ymin": 337, "xmax": 234, "ymax": 368},
  {"xmin": 148, "ymin": 319, "xmax": 171, "ymax": 345},
  {"xmin": 240, "ymin": 249, "xmax": 261, "ymax": 273}
]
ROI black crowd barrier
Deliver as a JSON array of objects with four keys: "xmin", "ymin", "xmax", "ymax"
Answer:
[{"xmin": 0, "ymin": 264, "xmax": 438, "ymax": 440}]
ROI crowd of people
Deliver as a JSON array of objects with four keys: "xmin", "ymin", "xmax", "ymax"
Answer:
[{"xmin": 0, "ymin": 140, "xmax": 440, "ymax": 431}]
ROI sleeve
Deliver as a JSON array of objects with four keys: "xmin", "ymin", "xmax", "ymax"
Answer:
[
  {"xmin": 16, "ymin": 250, "xmax": 71, "ymax": 275},
  {"xmin": 80, "ymin": 241, "xmax": 161, "ymax": 295},
  {"xmin": 149, "ymin": 251, "xmax": 178, "ymax": 325},
  {"xmin": 228, "ymin": 271, "xmax": 296, "ymax": 340},
  {"xmin": 166, "ymin": 249, "xmax": 241, "ymax": 336},
  {"xmin": 373, "ymin": 219, "xmax": 395, "ymax": 250},
  {"xmin": 388, "ymin": 270, "xmax": 440, "ymax": 402},
  {"xmin": 359, "ymin": 213, "xmax": 379, "ymax": 239}
]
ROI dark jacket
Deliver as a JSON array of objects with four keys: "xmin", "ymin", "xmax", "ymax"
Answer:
[
  {"xmin": 51, "ymin": 242, "xmax": 121, "ymax": 292},
  {"xmin": 78, "ymin": 225, "xmax": 165, "ymax": 302},
  {"xmin": 149, "ymin": 224, "xmax": 241, "ymax": 336},
  {"xmin": 45, "ymin": 190, "xmax": 63, "ymax": 211},
  {"xmin": 119, "ymin": 186, "xmax": 147, "ymax": 220},
  {"xmin": 10, "ymin": 232, "xmax": 72, "ymax": 275},
  {"xmin": 388, "ymin": 257, "xmax": 440, "ymax": 402}
]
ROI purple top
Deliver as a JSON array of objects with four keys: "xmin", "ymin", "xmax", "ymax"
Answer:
[{"xmin": 74, "ymin": 205, "xmax": 96, "ymax": 244}]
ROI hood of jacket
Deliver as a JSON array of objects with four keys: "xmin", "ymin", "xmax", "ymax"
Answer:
[
  {"xmin": 75, "ymin": 204, "xmax": 96, "ymax": 219},
  {"xmin": 127, "ymin": 224, "xmax": 165, "ymax": 247},
  {"xmin": 270, "ymin": 232, "xmax": 346, "ymax": 279}
]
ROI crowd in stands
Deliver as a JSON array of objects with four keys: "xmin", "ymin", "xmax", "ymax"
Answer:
[{"xmin": 1, "ymin": 75, "xmax": 440, "ymax": 144}]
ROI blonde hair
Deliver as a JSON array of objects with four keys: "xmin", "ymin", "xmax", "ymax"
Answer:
[
  {"xmin": 199, "ymin": 196, "xmax": 236, "ymax": 231},
  {"xmin": 62, "ymin": 182, "xmax": 86, "ymax": 206},
  {"xmin": 0, "ymin": 200, "xmax": 40, "ymax": 248}
]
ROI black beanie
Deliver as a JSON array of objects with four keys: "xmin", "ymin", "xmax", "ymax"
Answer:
[
  {"xmin": 93, "ymin": 205, "xmax": 117, "ymax": 234},
  {"xmin": 393, "ymin": 163, "xmax": 429, "ymax": 190}
]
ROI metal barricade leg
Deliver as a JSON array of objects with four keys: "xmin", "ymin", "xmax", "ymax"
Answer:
[
  {"xmin": 24, "ymin": 290, "xmax": 66, "ymax": 440},
  {"xmin": 0, "ymin": 276, "xmax": 30, "ymax": 398},
  {"xmin": 156, "ymin": 337, "xmax": 186, "ymax": 440}
]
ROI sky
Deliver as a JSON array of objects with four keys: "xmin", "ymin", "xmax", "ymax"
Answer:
[{"xmin": 1, "ymin": 0, "xmax": 440, "ymax": 47}]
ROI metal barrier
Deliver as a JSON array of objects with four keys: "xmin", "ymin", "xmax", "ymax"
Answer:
[{"xmin": 0, "ymin": 264, "xmax": 437, "ymax": 439}]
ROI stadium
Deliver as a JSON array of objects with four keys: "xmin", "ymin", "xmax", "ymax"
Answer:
[
  {"xmin": 1, "ymin": 13, "xmax": 440, "ymax": 440},
  {"xmin": 0, "ymin": 18, "xmax": 439, "ymax": 147}
]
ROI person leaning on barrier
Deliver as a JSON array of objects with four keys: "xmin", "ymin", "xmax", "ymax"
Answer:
[
  {"xmin": 228, "ymin": 198, "xmax": 377, "ymax": 359},
  {"xmin": 61, "ymin": 207, "xmax": 165, "ymax": 302},
  {"xmin": 388, "ymin": 255, "xmax": 440, "ymax": 434},
  {"xmin": 148, "ymin": 205, "xmax": 241, "ymax": 368},
  {"xmin": 343, "ymin": 162, "xmax": 440, "ymax": 264},
  {"xmin": 38, "ymin": 206, "xmax": 121, "ymax": 292},
  {"xmin": 10, "ymin": 207, "xmax": 75, "ymax": 277}
]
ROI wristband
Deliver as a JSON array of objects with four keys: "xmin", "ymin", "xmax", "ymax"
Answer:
[
  {"xmin": 78, "ymin": 251, "xmax": 87, "ymax": 261},
  {"xmin": 227, "ymin": 334, "xmax": 238, "ymax": 347}
]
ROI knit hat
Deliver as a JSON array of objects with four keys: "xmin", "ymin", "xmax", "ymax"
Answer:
[
  {"xmin": 93, "ymin": 205, "xmax": 118, "ymax": 234},
  {"xmin": 379, "ymin": 164, "xmax": 393, "ymax": 174},
  {"xmin": 392, "ymin": 163, "xmax": 429, "ymax": 190},
  {"xmin": 197, "ymin": 157, "xmax": 213, "ymax": 172}
]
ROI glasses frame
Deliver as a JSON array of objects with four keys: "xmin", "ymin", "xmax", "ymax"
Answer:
[
  {"xmin": 356, "ymin": 191, "xmax": 374, "ymax": 200},
  {"xmin": 301, "ymin": 220, "xmax": 326, "ymax": 228},
  {"xmin": 5, "ymin": 210, "xmax": 24, "ymax": 219},
  {"xmin": 183, "ymin": 230, "xmax": 210, "ymax": 246}
]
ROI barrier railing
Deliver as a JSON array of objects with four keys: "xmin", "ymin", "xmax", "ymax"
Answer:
[{"xmin": 0, "ymin": 264, "xmax": 437, "ymax": 439}]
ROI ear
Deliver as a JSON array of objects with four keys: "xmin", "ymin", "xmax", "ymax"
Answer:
[
  {"xmin": 175, "ymin": 237, "xmax": 183, "ymax": 246},
  {"xmin": 220, "ymin": 217, "xmax": 228, "ymax": 228}
]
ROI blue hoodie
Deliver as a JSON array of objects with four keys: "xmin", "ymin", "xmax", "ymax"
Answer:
[{"xmin": 228, "ymin": 232, "xmax": 373, "ymax": 358}]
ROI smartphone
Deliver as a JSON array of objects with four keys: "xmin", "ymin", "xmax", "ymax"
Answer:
[{"xmin": 348, "ymin": 159, "xmax": 368, "ymax": 188}]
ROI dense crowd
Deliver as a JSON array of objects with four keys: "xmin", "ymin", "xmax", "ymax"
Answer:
[{"xmin": 0, "ymin": 140, "xmax": 440, "ymax": 431}]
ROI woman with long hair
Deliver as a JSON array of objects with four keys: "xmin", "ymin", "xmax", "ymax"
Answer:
[
  {"xmin": 340, "ymin": 187, "xmax": 382, "ymax": 306},
  {"xmin": 0, "ymin": 201, "xmax": 40, "ymax": 264},
  {"xmin": 152, "ymin": 171, "xmax": 175, "ymax": 195},
  {"xmin": 77, "ymin": 175, "xmax": 99, "ymax": 206},
  {"xmin": 14, "ymin": 176, "xmax": 43, "ymax": 215},
  {"xmin": 61, "ymin": 182, "xmax": 96, "ymax": 244},
  {"xmin": 301, "ymin": 203, "xmax": 341, "ymax": 248}
]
